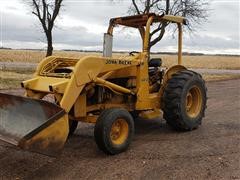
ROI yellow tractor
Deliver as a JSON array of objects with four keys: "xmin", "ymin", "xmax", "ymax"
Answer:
[{"xmin": 0, "ymin": 13, "xmax": 207, "ymax": 156}]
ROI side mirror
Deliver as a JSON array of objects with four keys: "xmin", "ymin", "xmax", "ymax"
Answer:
[{"xmin": 103, "ymin": 33, "xmax": 113, "ymax": 57}]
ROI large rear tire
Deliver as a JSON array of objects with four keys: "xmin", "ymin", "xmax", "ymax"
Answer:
[
  {"xmin": 162, "ymin": 70, "xmax": 207, "ymax": 131},
  {"xmin": 94, "ymin": 108, "xmax": 134, "ymax": 155}
]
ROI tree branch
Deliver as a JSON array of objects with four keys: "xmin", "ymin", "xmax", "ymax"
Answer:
[
  {"xmin": 150, "ymin": 22, "xmax": 166, "ymax": 48},
  {"xmin": 132, "ymin": 0, "xmax": 140, "ymax": 14},
  {"xmin": 166, "ymin": 0, "xmax": 170, "ymax": 14},
  {"xmin": 30, "ymin": 0, "xmax": 63, "ymax": 56}
]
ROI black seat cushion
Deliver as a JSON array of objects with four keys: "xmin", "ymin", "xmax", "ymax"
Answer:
[{"xmin": 149, "ymin": 58, "xmax": 162, "ymax": 67}]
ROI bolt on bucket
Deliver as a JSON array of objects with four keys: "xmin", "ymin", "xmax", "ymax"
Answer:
[{"xmin": 0, "ymin": 93, "xmax": 69, "ymax": 156}]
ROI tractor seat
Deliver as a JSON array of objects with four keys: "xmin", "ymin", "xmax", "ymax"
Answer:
[{"xmin": 148, "ymin": 58, "xmax": 162, "ymax": 67}]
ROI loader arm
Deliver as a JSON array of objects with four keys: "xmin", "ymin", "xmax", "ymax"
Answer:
[{"xmin": 24, "ymin": 56, "xmax": 140, "ymax": 113}]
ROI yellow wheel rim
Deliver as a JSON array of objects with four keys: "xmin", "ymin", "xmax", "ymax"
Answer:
[
  {"xmin": 185, "ymin": 86, "xmax": 203, "ymax": 118},
  {"xmin": 110, "ymin": 118, "xmax": 129, "ymax": 145}
]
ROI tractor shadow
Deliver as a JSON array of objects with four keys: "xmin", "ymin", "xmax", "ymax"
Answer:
[
  {"xmin": 134, "ymin": 117, "xmax": 174, "ymax": 136},
  {"xmin": 63, "ymin": 117, "xmax": 177, "ymax": 157}
]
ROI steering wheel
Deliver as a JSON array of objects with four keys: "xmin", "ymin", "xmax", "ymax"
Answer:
[{"xmin": 129, "ymin": 51, "xmax": 139, "ymax": 56}]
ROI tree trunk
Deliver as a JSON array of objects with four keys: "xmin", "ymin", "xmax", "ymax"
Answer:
[{"xmin": 46, "ymin": 32, "xmax": 53, "ymax": 57}]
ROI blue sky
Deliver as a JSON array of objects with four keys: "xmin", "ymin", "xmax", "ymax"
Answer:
[{"xmin": 0, "ymin": 0, "xmax": 239, "ymax": 54}]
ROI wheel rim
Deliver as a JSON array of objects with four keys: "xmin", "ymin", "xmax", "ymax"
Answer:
[
  {"xmin": 110, "ymin": 118, "xmax": 129, "ymax": 145},
  {"xmin": 185, "ymin": 86, "xmax": 203, "ymax": 118}
]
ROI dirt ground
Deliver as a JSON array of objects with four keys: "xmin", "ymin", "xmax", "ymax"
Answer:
[{"xmin": 0, "ymin": 79, "xmax": 239, "ymax": 180}]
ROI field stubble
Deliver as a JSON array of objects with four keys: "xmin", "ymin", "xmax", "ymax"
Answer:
[
  {"xmin": 0, "ymin": 49, "xmax": 239, "ymax": 70},
  {"xmin": 0, "ymin": 50, "xmax": 240, "ymax": 89}
]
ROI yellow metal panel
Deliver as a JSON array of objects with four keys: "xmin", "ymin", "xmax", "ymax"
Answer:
[
  {"xmin": 74, "ymin": 56, "xmax": 105, "ymax": 86},
  {"xmin": 60, "ymin": 80, "xmax": 84, "ymax": 112},
  {"xmin": 34, "ymin": 56, "xmax": 58, "ymax": 76},
  {"xmin": 162, "ymin": 65, "xmax": 187, "ymax": 85},
  {"xmin": 21, "ymin": 77, "xmax": 39, "ymax": 88},
  {"xmin": 49, "ymin": 80, "xmax": 69, "ymax": 94},
  {"xmin": 109, "ymin": 66, "xmax": 137, "ymax": 79},
  {"xmin": 135, "ymin": 52, "xmax": 151, "ymax": 110},
  {"xmin": 73, "ymin": 56, "xmax": 139, "ymax": 86},
  {"xmin": 22, "ymin": 76, "xmax": 69, "ymax": 93},
  {"xmin": 74, "ymin": 93, "xmax": 87, "ymax": 117}
]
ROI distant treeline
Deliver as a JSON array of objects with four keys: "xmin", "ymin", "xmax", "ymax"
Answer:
[
  {"xmin": 0, "ymin": 47, "xmax": 239, "ymax": 57},
  {"xmin": 55, "ymin": 49, "xmax": 240, "ymax": 57},
  {"xmin": 0, "ymin": 47, "xmax": 12, "ymax": 50}
]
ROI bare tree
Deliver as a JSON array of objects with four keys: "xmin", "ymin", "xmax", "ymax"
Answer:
[
  {"xmin": 30, "ymin": 0, "xmax": 63, "ymax": 56},
  {"xmin": 128, "ymin": 0, "xmax": 209, "ymax": 50}
]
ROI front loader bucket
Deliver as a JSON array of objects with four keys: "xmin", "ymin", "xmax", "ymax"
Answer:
[{"xmin": 0, "ymin": 93, "xmax": 69, "ymax": 156}]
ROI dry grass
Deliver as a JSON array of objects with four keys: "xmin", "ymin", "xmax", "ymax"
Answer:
[
  {"xmin": 202, "ymin": 74, "xmax": 240, "ymax": 82},
  {"xmin": 153, "ymin": 54, "xmax": 240, "ymax": 70},
  {"xmin": 1, "ymin": 70, "xmax": 239, "ymax": 90},
  {"xmin": 0, "ymin": 49, "xmax": 239, "ymax": 89},
  {"xmin": 0, "ymin": 49, "xmax": 101, "ymax": 63},
  {"xmin": 0, "ymin": 49, "xmax": 239, "ymax": 69},
  {"xmin": 0, "ymin": 70, "xmax": 32, "ymax": 89}
]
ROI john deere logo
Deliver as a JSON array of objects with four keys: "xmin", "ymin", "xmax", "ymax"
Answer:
[{"xmin": 106, "ymin": 59, "xmax": 132, "ymax": 65}]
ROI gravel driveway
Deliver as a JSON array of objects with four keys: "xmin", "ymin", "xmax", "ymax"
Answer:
[{"xmin": 0, "ymin": 79, "xmax": 239, "ymax": 179}]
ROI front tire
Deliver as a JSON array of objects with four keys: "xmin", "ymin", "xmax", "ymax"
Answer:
[
  {"xmin": 94, "ymin": 108, "xmax": 134, "ymax": 155},
  {"xmin": 162, "ymin": 70, "xmax": 207, "ymax": 131}
]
